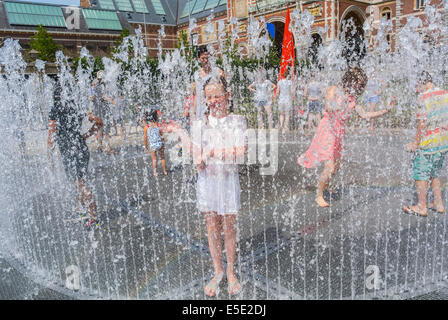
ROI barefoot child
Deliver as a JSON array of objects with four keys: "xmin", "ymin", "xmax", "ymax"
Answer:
[
  {"xmin": 275, "ymin": 69, "xmax": 294, "ymax": 133},
  {"xmin": 298, "ymin": 67, "xmax": 394, "ymax": 207},
  {"xmin": 143, "ymin": 109, "xmax": 167, "ymax": 177},
  {"xmin": 403, "ymin": 72, "xmax": 448, "ymax": 216},
  {"xmin": 248, "ymin": 68, "xmax": 276, "ymax": 129},
  {"xmin": 166, "ymin": 75, "xmax": 247, "ymax": 297}
]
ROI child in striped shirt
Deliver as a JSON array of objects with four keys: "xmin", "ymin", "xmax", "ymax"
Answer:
[{"xmin": 403, "ymin": 72, "xmax": 448, "ymax": 216}]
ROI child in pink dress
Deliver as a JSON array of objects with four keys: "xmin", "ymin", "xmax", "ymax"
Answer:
[{"xmin": 298, "ymin": 67, "xmax": 394, "ymax": 207}]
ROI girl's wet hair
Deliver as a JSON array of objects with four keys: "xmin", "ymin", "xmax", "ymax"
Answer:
[
  {"xmin": 419, "ymin": 71, "xmax": 432, "ymax": 84},
  {"xmin": 144, "ymin": 109, "xmax": 158, "ymax": 123},
  {"xmin": 196, "ymin": 45, "xmax": 208, "ymax": 58},
  {"xmin": 203, "ymin": 75, "xmax": 233, "ymax": 113},
  {"xmin": 341, "ymin": 67, "xmax": 367, "ymax": 97}
]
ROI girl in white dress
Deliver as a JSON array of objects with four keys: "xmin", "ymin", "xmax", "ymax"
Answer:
[
  {"xmin": 167, "ymin": 75, "xmax": 247, "ymax": 297},
  {"xmin": 248, "ymin": 69, "xmax": 276, "ymax": 129},
  {"xmin": 275, "ymin": 69, "xmax": 294, "ymax": 133}
]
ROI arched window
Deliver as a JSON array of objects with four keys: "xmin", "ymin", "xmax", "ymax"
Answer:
[
  {"xmin": 381, "ymin": 7, "xmax": 391, "ymax": 20},
  {"xmin": 415, "ymin": 0, "xmax": 425, "ymax": 10}
]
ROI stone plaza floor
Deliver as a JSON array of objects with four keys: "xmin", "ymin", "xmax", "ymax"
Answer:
[{"xmin": 1, "ymin": 127, "xmax": 448, "ymax": 300}]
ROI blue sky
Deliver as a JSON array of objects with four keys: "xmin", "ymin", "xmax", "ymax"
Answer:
[{"xmin": 16, "ymin": 0, "xmax": 80, "ymax": 5}]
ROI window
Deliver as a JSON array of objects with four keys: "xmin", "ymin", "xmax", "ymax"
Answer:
[
  {"xmin": 132, "ymin": 0, "xmax": 149, "ymax": 13},
  {"xmin": 115, "ymin": 0, "xmax": 133, "ymax": 12},
  {"xmin": 150, "ymin": 0, "xmax": 166, "ymax": 15},
  {"xmin": 381, "ymin": 7, "xmax": 391, "ymax": 20},
  {"xmin": 83, "ymin": 9, "xmax": 122, "ymax": 30},
  {"xmin": 204, "ymin": 0, "xmax": 219, "ymax": 10},
  {"xmin": 415, "ymin": 0, "xmax": 425, "ymax": 9},
  {"xmin": 181, "ymin": 0, "xmax": 195, "ymax": 17},
  {"xmin": 98, "ymin": 0, "xmax": 115, "ymax": 10},
  {"xmin": 192, "ymin": 0, "xmax": 207, "ymax": 14},
  {"xmin": 4, "ymin": 1, "xmax": 66, "ymax": 27}
]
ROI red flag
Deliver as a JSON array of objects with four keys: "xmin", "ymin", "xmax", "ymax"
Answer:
[{"xmin": 278, "ymin": 6, "xmax": 295, "ymax": 81}]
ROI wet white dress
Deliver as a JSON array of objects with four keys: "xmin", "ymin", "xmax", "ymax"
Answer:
[{"xmin": 196, "ymin": 114, "xmax": 247, "ymax": 214}]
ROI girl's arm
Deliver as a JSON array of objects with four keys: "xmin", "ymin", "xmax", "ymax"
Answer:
[
  {"xmin": 47, "ymin": 120, "xmax": 57, "ymax": 151},
  {"xmin": 84, "ymin": 114, "xmax": 103, "ymax": 140},
  {"xmin": 191, "ymin": 86, "xmax": 198, "ymax": 121},
  {"xmin": 143, "ymin": 126, "xmax": 149, "ymax": 153},
  {"xmin": 248, "ymin": 82, "xmax": 256, "ymax": 92},
  {"xmin": 355, "ymin": 101, "xmax": 393, "ymax": 119},
  {"xmin": 104, "ymin": 96, "xmax": 118, "ymax": 105},
  {"xmin": 274, "ymin": 83, "xmax": 280, "ymax": 98},
  {"xmin": 165, "ymin": 122, "xmax": 199, "ymax": 156},
  {"xmin": 159, "ymin": 126, "xmax": 164, "ymax": 137}
]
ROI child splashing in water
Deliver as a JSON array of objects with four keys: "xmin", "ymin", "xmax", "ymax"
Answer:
[
  {"xmin": 403, "ymin": 72, "xmax": 448, "ymax": 217},
  {"xmin": 275, "ymin": 69, "xmax": 294, "ymax": 133},
  {"xmin": 143, "ymin": 109, "xmax": 167, "ymax": 177},
  {"xmin": 166, "ymin": 75, "xmax": 247, "ymax": 297},
  {"xmin": 298, "ymin": 67, "xmax": 394, "ymax": 207},
  {"xmin": 248, "ymin": 68, "xmax": 276, "ymax": 129}
]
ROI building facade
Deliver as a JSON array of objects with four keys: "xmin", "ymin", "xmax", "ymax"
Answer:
[
  {"xmin": 176, "ymin": 0, "xmax": 446, "ymax": 57},
  {"xmin": 80, "ymin": 0, "xmax": 179, "ymax": 56},
  {"xmin": 0, "ymin": 0, "xmax": 445, "ymax": 64},
  {"xmin": 0, "ymin": 0, "xmax": 180, "ymax": 59}
]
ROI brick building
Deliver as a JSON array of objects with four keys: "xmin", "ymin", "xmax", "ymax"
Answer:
[
  {"xmin": 80, "ymin": 0, "xmax": 179, "ymax": 56},
  {"xmin": 0, "ymin": 0, "xmax": 130, "ymax": 57},
  {"xmin": 0, "ymin": 0, "xmax": 181, "ymax": 59},
  {"xmin": 176, "ymin": 0, "xmax": 228, "ymax": 48},
  {"xmin": 176, "ymin": 0, "xmax": 446, "ymax": 57},
  {"xmin": 0, "ymin": 0, "xmax": 445, "ymax": 63}
]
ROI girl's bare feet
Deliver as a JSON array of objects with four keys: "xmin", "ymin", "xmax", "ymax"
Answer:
[
  {"xmin": 106, "ymin": 147, "xmax": 118, "ymax": 155},
  {"xmin": 226, "ymin": 271, "xmax": 241, "ymax": 295},
  {"xmin": 428, "ymin": 202, "xmax": 446, "ymax": 213},
  {"xmin": 204, "ymin": 272, "xmax": 224, "ymax": 297},
  {"xmin": 315, "ymin": 196, "xmax": 329, "ymax": 207}
]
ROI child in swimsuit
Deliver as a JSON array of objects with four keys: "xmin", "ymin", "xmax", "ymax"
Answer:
[{"xmin": 143, "ymin": 109, "xmax": 167, "ymax": 177}]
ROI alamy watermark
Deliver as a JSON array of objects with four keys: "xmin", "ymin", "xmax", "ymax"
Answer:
[
  {"xmin": 64, "ymin": 7, "xmax": 81, "ymax": 31},
  {"xmin": 65, "ymin": 265, "xmax": 80, "ymax": 291},
  {"xmin": 365, "ymin": 265, "xmax": 382, "ymax": 290},
  {"xmin": 168, "ymin": 121, "xmax": 279, "ymax": 175}
]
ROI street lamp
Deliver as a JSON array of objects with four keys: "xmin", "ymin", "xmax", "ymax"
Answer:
[{"xmin": 29, "ymin": 49, "xmax": 39, "ymax": 61}]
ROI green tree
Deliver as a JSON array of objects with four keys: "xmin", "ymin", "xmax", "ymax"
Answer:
[
  {"xmin": 28, "ymin": 25, "xmax": 61, "ymax": 62},
  {"xmin": 175, "ymin": 30, "xmax": 196, "ymax": 75},
  {"xmin": 111, "ymin": 28, "xmax": 131, "ymax": 55},
  {"xmin": 111, "ymin": 28, "xmax": 133, "ymax": 64}
]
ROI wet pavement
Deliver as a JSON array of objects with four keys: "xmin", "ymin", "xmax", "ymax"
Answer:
[{"xmin": 1, "ymin": 128, "xmax": 448, "ymax": 300}]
